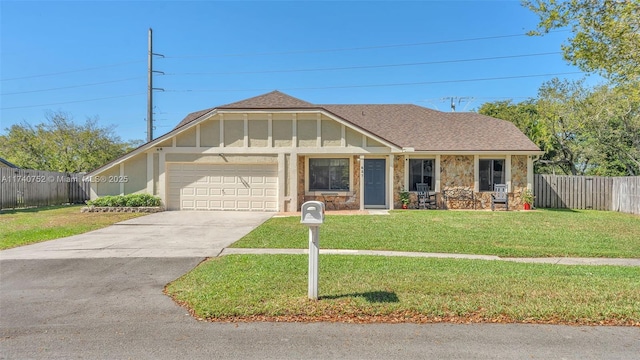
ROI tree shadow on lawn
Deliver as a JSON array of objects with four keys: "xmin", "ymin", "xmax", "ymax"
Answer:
[
  {"xmin": 320, "ymin": 291, "xmax": 399, "ymax": 303},
  {"xmin": 0, "ymin": 204, "xmax": 79, "ymax": 215},
  {"xmin": 537, "ymin": 208, "xmax": 580, "ymax": 213}
]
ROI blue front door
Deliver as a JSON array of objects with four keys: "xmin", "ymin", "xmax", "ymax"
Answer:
[{"xmin": 364, "ymin": 159, "xmax": 386, "ymax": 207}]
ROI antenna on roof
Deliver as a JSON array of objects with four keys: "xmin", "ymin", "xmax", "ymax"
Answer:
[{"xmin": 440, "ymin": 97, "xmax": 475, "ymax": 112}]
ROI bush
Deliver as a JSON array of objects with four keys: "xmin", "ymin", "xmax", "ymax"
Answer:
[{"xmin": 86, "ymin": 194, "xmax": 161, "ymax": 207}]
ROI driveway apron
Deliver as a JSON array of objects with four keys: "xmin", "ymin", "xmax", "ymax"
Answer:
[{"xmin": 0, "ymin": 211, "xmax": 274, "ymax": 259}]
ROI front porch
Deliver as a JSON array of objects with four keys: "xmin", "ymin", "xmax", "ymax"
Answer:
[{"xmin": 294, "ymin": 154, "xmax": 534, "ymax": 211}]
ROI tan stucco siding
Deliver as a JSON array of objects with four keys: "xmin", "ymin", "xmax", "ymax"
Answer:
[
  {"xmin": 297, "ymin": 119, "xmax": 317, "ymax": 147},
  {"xmin": 321, "ymin": 119, "xmax": 341, "ymax": 147},
  {"xmin": 200, "ymin": 119, "xmax": 220, "ymax": 147},
  {"xmin": 248, "ymin": 119, "xmax": 269, "ymax": 147},
  {"xmin": 224, "ymin": 119, "xmax": 244, "ymax": 147},
  {"xmin": 366, "ymin": 138, "xmax": 384, "ymax": 147},
  {"xmin": 123, "ymin": 153, "xmax": 147, "ymax": 194},
  {"xmin": 165, "ymin": 154, "xmax": 277, "ymax": 164},
  {"xmin": 95, "ymin": 166, "xmax": 120, "ymax": 196},
  {"xmin": 156, "ymin": 138, "xmax": 173, "ymax": 148},
  {"xmin": 273, "ymin": 120, "xmax": 293, "ymax": 147},
  {"xmin": 153, "ymin": 153, "xmax": 159, "ymax": 196},
  {"xmin": 176, "ymin": 127, "xmax": 196, "ymax": 147},
  {"xmin": 345, "ymin": 127, "xmax": 362, "ymax": 147}
]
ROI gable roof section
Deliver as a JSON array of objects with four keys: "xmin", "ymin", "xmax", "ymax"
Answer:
[
  {"xmin": 174, "ymin": 91, "xmax": 316, "ymax": 129},
  {"xmin": 175, "ymin": 91, "xmax": 540, "ymax": 152},
  {"xmin": 220, "ymin": 90, "xmax": 315, "ymax": 109},
  {"xmin": 322, "ymin": 104, "xmax": 540, "ymax": 151}
]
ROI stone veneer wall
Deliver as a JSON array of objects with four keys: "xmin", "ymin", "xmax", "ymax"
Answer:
[
  {"xmin": 510, "ymin": 155, "xmax": 528, "ymax": 209},
  {"xmin": 393, "ymin": 155, "xmax": 405, "ymax": 208},
  {"xmin": 296, "ymin": 155, "xmax": 360, "ymax": 211},
  {"xmin": 440, "ymin": 155, "xmax": 475, "ymax": 209}
]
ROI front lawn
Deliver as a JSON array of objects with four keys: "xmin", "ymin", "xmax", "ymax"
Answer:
[
  {"xmin": 166, "ymin": 254, "xmax": 640, "ymax": 325},
  {"xmin": 0, "ymin": 205, "xmax": 146, "ymax": 250},
  {"xmin": 233, "ymin": 209, "xmax": 640, "ymax": 258}
]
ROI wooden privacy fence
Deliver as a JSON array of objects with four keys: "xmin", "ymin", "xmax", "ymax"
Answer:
[
  {"xmin": 611, "ymin": 176, "xmax": 640, "ymax": 215},
  {"xmin": 0, "ymin": 168, "xmax": 90, "ymax": 210},
  {"xmin": 534, "ymin": 174, "xmax": 640, "ymax": 215}
]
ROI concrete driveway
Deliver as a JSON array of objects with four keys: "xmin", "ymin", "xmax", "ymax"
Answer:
[
  {"xmin": 0, "ymin": 211, "xmax": 274, "ymax": 259},
  {"xmin": 2, "ymin": 210, "xmax": 639, "ymax": 359}
]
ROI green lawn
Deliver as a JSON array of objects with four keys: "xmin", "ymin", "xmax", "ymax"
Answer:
[
  {"xmin": 0, "ymin": 205, "xmax": 146, "ymax": 250},
  {"xmin": 232, "ymin": 209, "xmax": 640, "ymax": 258},
  {"xmin": 166, "ymin": 254, "xmax": 640, "ymax": 325}
]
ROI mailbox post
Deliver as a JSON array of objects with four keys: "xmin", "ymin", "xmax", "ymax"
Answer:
[{"xmin": 300, "ymin": 201, "xmax": 324, "ymax": 300}]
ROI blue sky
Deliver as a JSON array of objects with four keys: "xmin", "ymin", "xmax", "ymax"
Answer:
[{"xmin": 1, "ymin": 0, "xmax": 593, "ymax": 143}]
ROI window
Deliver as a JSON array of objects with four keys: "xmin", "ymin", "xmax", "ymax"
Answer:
[
  {"xmin": 479, "ymin": 159, "xmax": 505, "ymax": 191},
  {"xmin": 408, "ymin": 159, "xmax": 434, "ymax": 191},
  {"xmin": 309, "ymin": 158, "xmax": 350, "ymax": 191}
]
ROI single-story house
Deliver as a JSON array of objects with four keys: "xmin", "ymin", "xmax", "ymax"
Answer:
[{"xmin": 87, "ymin": 91, "xmax": 543, "ymax": 211}]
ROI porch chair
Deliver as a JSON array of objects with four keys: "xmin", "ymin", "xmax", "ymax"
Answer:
[
  {"xmin": 416, "ymin": 183, "xmax": 437, "ymax": 209},
  {"xmin": 491, "ymin": 184, "xmax": 509, "ymax": 211}
]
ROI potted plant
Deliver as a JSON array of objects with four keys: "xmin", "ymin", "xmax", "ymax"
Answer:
[
  {"xmin": 400, "ymin": 190, "xmax": 410, "ymax": 209},
  {"xmin": 522, "ymin": 189, "xmax": 535, "ymax": 210}
]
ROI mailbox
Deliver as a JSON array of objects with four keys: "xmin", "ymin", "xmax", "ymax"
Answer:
[{"xmin": 301, "ymin": 201, "xmax": 325, "ymax": 225}]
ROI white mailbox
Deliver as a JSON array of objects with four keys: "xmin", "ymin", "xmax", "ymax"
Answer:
[
  {"xmin": 301, "ymin": 201, "xmax": 325, "ymax": 226},
  {"xmin": 301, "ymin": 201, "xmax": 324, "ymax": 300}
]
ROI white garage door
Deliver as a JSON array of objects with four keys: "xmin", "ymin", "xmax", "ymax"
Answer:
[{"xmin": 167, "ymin": 163, "xmax": 278, "ymax": 211}]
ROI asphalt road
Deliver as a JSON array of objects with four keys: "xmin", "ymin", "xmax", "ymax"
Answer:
[
  {"xmin": 1, "ymin": 211, "xmax": 639, "ymax": 359},
  {"xmin": 2, "ymin": 257, "xmax": 639, "ymax": 359}
]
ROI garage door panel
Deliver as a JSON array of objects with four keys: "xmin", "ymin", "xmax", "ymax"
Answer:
[
  {"xmin": 168, "ymin": 163, "xmax": 278, "ymax": 211},
  {"xmin": 265, "ymin": 189, "xmax": 278, "ymax": 196}
]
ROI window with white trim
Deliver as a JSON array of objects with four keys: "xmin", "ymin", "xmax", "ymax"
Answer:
[
  {"xmin": 479, "ymin": 159, "xmax": 505, "ymax": 191},
  {"xmin": 309, "ymin": 158, "xmax": 350, "ymax": 191},
  {"xmin": 408, "ymin": 159, "xmax": 435, "ymax": 191}
]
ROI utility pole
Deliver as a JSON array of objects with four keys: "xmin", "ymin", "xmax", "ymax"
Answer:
[{"xmin": 147, "ymin": 28, "xmax": 164, "ymax": 142}]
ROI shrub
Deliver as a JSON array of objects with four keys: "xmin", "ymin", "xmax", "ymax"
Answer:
[{"xmin": 86, "ymin": 193, "xmax": 161, "ymax": 207}]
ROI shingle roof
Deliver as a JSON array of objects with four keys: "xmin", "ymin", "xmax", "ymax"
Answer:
[{"xmin": 173, "ymin": 91, "xmax": 541, "ymax": 152}]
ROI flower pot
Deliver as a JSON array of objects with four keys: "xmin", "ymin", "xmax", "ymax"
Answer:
[
  {"xmin": 523, "ymin": 203, "xmax": 531, "ymax": 210},
  {"xmin": 402, "ymin": 204, "xmax": 408, "ymax": 209}
]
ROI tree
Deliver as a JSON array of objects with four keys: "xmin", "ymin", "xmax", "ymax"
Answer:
[
  {"xmin": 524, "ymin": 0, "xmax": 640, "ymax": 84},
  {"xmin": 0, "ymin": 111, "xmax": 142, "ymax": 173},
  {"xmin": 479, "ymin": 79, "xmax": 640, "ymax": 176},
  {"xmin": 580, "ymin": 84, "xmax": 640, "ymax": 175}
]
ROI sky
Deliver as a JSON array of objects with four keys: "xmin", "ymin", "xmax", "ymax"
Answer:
[{"xmin": 1, "ymin": 0, "xmax": 596, "ymax": 143}]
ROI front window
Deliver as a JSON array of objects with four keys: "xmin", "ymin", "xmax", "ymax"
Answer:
[
  {"xmin": 479, "ymin": 159, "xmax": 505, "ymax": 191},
  {"xmin": 309, "ymin": 158, "xmax": 350, "ymax": 191},
  {"xmin": 409, "ymin": 159, "xmax": 434, "ymax": 191}
]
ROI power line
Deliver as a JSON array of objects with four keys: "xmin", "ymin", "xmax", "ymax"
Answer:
[
  {"xmin": 0, "ymin": 60, "xmax": 145, "ymax": 82},
  {"xmin": 0, "ymin": 92, "xmax": 146, "ymax": 110},
  {"xmin": 1, "ymin": 77, "xmax": 146, "ymax": 95},
  {"xmin": 167, "ymin": 52, "xmax": 561, "ymax": 76},
  {"xmin": 0, "ymin": 30, "xmax": 569, "ymax": 83},
  {"xmin": 1, "ymin": 52, "xmax": 561, "ymax": 96},
  {"xmin": 167, "ymin": 71, "xmax": 585, "ymax": 93},
  {"xmin": 164, "ymin": 30, "xmax": 569, "ymax": 59}
]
